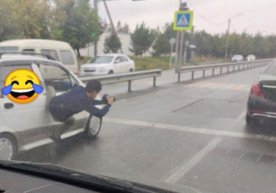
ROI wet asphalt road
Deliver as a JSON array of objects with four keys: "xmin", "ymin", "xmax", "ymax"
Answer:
[{"xmin": 18, "ymin": 64, "xmax": 276, "ymax": 193}]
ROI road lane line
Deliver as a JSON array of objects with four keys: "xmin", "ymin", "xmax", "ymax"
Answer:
[
  {"xmin": 164, "ymin": 138, "xmax": 222, "ymax": 184},
  {"xmin": 233, "ymin": 85, "xmax": 250, "ymax": 91},
  {"xmin": 105, "ymin": 117, "xmax": 276, "ymax": 143},
  {"xmin": 220, "ymin": 84, "xmax": 237, "ymax": 90},
  {"xmin": 187, "ymin": 82, "xmax": 251, "ymax": 92},
  {"xmin": 238, "ymin": 111, "xmax": 246, "ymax": 120},
  {"xmin": 203, "ymin": 83, "xmax": 223, "ymax": 89},
  {"xmin": 186, "ymin": 82, "xmax": 210, "ymax": 87}
]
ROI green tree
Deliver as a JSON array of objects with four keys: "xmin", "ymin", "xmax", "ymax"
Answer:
[
  {"xmin": 104, "ymin": 33, "xmax": 122, "ymax": 53},
  {"xmin": 0, "ymin": 0, "xmax": 20, "ymax": 41},
  {"xmin": 129, "ymin": 23, "xmax": 155, "ymax": 56},
  {"xmin": 151, "ymin": 33, "xmax": 170, "ymax": 57},
  {"xmin": 14, "ymin": 0, "xmax": 52, "ymax": 38},
  {"xmin": 60, "ymin": 0, "xmax": 102, "ymax": 57},
  {"xmin": 163, "ymin": 23, "xmax": 176, "ymax": 39}
]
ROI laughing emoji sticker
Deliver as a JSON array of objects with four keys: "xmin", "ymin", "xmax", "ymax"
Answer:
[{"xmin": 1, "ymin": 69, "xmax": 43, "ymax": 104}]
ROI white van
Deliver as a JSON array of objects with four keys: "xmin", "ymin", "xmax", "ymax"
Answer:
[{"xmin": 0, "ymin": 39, "xmax": 79, "ymax": 73}]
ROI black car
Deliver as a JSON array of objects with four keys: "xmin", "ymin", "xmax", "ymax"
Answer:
[{"xmin": 246, "ymin": 63, "xmax": 276, "ymax": 126}]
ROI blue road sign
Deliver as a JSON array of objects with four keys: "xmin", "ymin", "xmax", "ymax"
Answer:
[{"xmin": 173, "ymin": 11, "xmax": 193, "ymax": 31}]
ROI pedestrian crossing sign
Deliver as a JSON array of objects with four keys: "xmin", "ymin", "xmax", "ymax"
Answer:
[{"xmin": 173, "ymin": 10, "xmax": 193, "ymax": 31}]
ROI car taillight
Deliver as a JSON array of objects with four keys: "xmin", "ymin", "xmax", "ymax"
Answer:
[{"xmin": 251, "ymin": 84, "xmax": 264, "ymax": 97}]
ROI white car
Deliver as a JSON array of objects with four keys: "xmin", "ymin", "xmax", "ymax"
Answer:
[
  {"xmin": 0, "ymin": 54, "xmax": 102, "ymax": 160},
  {"xmin": 231, "ymin": 55, "xmax": 244, "ymax": 62},
  {"xmin": 80, "ymin": 54, "xmax": 135, "ymax": 76},
  {"xmin": 247, "ymin": 54, "xmax": 256, "ymax": 61}
]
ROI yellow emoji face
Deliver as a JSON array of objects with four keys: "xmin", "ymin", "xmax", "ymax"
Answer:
[{"xmin": 2, "ymin": 69, "xmax": 44, "ymax": 104}]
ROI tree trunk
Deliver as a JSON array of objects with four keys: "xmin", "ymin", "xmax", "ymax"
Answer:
[{"xmin": 76, "ymin": 48, "xmax": 81, "ymax": 58}]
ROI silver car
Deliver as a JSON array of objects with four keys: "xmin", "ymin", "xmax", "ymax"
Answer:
[
  {"xmin": 0, "ymin": 54, "xmax": 102, "ymax": 160},
  {"xmin": 231, "ymin": 54, "xmax": 244, "ymax": 62}
]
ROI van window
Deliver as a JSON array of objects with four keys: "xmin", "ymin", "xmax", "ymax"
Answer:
[
  {"xmin": 60, "ymin": 50, "xmax": 74, "ymax": 65},
  {"xmin": 0, "ymin": 46, "xmax": 18, "ymax": 53},
  {"xmin": 41, "ymin": 49, "xmax": 59, "ymax": 61},
  {"xmin": 22, "ymin": 49, "xmax": 35, "ymax": 53}
]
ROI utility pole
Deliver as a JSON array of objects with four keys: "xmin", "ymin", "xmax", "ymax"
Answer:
[
  {"xmin": 93, "ymin": 0, "xmax": 99, "ymax": 57},
  {"xmin": 224, "ymin": 19, "xmax": 231, "ymax": 61},
  {"xmin": 102, "ymin": 0, "xmax": 123, "ymax": 53},
  {"xmin": 175, "ymin": 0, "xmax": 189, "ymax": 82}
]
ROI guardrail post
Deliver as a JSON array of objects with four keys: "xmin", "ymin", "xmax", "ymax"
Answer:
[
  {"xmin": 191, "ymin": 71, "xmax": 194, "ymax": 80},
  {"xmin": 203, "ymin": 69, "xmax": 205, "ymax": 78},
  {"xmin": 177, "ymin": 72, "xmax": 181, "ymax": 83},
  {"xmin": 220, "ymin": 67, "xmax": 223, "ymax": 74},
  {"xmin": 128, "ymin": 80, "xmax": 132, "ymax": 92},
  {"xmin": 212, "ymin": 68, "xmax": 215, "ymax": 76},
  {"xmin": 153, "ymin": 76, "xmax": 156, "ymax": 87}
]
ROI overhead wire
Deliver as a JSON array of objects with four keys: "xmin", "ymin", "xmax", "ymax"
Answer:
[{"xmin": 187, "ymin": 1, "xmax": 228, "ymax": 26}]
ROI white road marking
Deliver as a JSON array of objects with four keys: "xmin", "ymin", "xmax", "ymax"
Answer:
[
  {"xmin": 164, "ymin": 138, "xmax": 221, "ymax": 184},
  {"xmin": 233, "ymin": 85, "xmax": 250, "ymax": 91},
  {"xmin": 197, "ymin": 82, "xmax": 214, "ymax": 88},
  {"xmin": 22, "ymin": 138, "xmax": 53, "ymax": 151},
  {"xmin": 23, "ymin": 183, "xmax": 55, "ymax": 193},
  {"xmin": 105, "ymin": 117, "xmax": 276, "ymax": 143},
  {"xmin": 186, "ymin": 82, "xmax": 250, "ymax": 91},
  {"xmin": 187, "ymin": 82, "xmax": 209, "ymax": 87},
  {"xmin": 220, "ymin": 84, "xmax": 236, "ymax": 90},
  {"xmin": 21, "ymin": 129, "xmax": 84, "ymax": 151},
  {"xmin": 238, "ymin": 111, "xmax": 246, "ymax": 120}
]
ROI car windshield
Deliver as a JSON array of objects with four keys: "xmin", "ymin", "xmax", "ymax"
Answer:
[
  {"xmin": 90, "ymin": 56, "xmax": 114, "ymax": 64},
  {"xmin": 1, "ymin": 1, "xmax": 276, "ymax": 193}
]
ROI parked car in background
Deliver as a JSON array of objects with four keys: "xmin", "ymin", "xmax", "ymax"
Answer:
[
  {"xmin": 247, "ymin": 54, "xmax": 256, "ymax": 61},
  {"xmin": 231, "ymin": 55, "xmax": 244, "ymax": 62},
  {"xmin": 80, "ymin": 54, "xmax": 135, "ymax": 76},
  {"xmin": 246, "ymin": 62, "xmax": 276, "ymax": 127},
  {"xmin": 0, "ymin": 39, "xmax": 79, "ymax": 74}
]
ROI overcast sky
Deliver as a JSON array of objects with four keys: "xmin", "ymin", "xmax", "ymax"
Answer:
[{"xmin": 96, "ymin": 0, "xmax": 276, "ymax": 35}]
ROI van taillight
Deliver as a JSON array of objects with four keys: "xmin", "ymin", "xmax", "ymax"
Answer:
[{"xmin": 251, "ymin": 84, "xmax": 264, "ymax": 97}]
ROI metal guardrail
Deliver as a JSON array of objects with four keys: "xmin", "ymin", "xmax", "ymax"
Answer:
[
  {"xmin": 79, "ymin": 69, "xmax": 162, "ymax": 92},
  {"xmin": 176, "ymin": 59, "xmax": 273, "ymax": 82}
]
